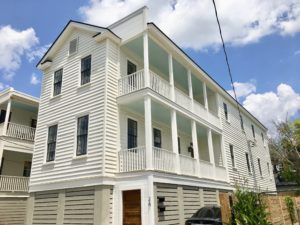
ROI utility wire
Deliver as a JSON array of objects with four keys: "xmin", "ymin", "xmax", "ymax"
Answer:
[
  {"xmin": 211, "ymin": 0, "xmax": 258, "ymax": 190},
  {"xmin": 211, "ymin": 0, "xmax": 242, "ymax": 119}
]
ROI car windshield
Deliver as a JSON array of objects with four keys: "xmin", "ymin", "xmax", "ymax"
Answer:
[{"xmin": 193, "ymin": 207, "xmax": 221, "ymax": 219}]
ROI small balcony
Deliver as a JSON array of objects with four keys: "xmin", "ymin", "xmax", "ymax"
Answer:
[
  {"xmin": 118, "ymin": 146, "xmax": 227, "ymax": 182},
  {"xmin": 5, "ymin": 122, "xmax": 36, "ymax": 141},
  {"xmin": 118, "ymin": 69, "xmax": 220, "ymax": 128},
  {"xmin": 0, "ymin": 175, "xmax": 29, "ymax": 193}
]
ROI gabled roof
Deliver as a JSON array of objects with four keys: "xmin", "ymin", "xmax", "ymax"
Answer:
[{"xmin": 36, "ymin": 20, "xmax": 120, "ymax": 67}]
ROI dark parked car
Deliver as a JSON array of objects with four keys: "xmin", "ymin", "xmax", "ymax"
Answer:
[{"xmin": 185, "ymin": 206, "xmax": 223, "ymax": 225}]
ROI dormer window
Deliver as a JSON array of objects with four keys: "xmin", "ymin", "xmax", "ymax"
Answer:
[{"xmin": 69, "ymin": 38, "xmax": 78, "ymax": 55}]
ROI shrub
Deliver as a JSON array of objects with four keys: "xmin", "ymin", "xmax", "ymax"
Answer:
[{"xmin": 285, "ymin": 196, "xmax": 296, "ymax": 224}]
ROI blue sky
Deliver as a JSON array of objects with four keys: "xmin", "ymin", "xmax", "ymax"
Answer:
[{"xmin": 0, "ymin": 0, "xmax": 299, "ymax": 133}]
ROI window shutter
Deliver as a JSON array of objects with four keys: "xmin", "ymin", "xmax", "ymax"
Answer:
[{"xmin": 69, "ymin": 38, "xmax": 78, "ymax": 55}]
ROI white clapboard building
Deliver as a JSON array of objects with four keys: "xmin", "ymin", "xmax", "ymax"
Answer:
[
  {"xmin": 0, "ymin": 88, "xmax": 38, "ymax": 224},
  {"xmin": 28, "ymin": 7, "xmax": 276, "ymax": 225}
]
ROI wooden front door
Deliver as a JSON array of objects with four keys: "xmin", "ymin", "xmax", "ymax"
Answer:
[{"xmin": 123, "ymin": 190, "xmax": 141, "ymax": 225}]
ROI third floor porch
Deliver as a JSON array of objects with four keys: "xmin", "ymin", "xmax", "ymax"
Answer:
[{"xmin": 118, "ymin": 32, "xmax": 221, "ymax": 129}]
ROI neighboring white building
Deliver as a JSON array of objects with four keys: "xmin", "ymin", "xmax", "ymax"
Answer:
[
  {"xmin": 0, "ymin": 88, "xmax": 39, "ymax": 225},
  {"xmin": 28, "ymin": 7, "xmax": 276, "ymax": 225}
]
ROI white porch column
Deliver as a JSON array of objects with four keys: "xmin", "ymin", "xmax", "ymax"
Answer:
[
  {"xmin": 147, "ymin": 175, "xmax": 155, "ymax": 225},
  {"xmin": 3, "ymin": 99, "xmax": 11, "ymax": 136},
  {"xmin": 168, "ymin": 54, "xmax": 175, "ymax": 101},
  {"xmin": 191, "ymin": 120, "xmax": 200, "ymax": 177},
  {"xmin": 187, "ymin": 70, "xmax": 193, "ymax": 110},
  {"xmin": 207, "ymin": 129, "xmax": 216, "ymax": 179},
  {"xmin": 203, "ymin": 82, "xmax": 208, "ymax": 111},
  {"xmin": 171, "ymin": 109, "xmax": 180, "ymax": 173},
  {"xmin": 144, "ymin": 96, "xmax": 153, "ymax": 170},
  {"xmin": 143, "ymin": 32, "xmax": 150, "ymax": 87}
]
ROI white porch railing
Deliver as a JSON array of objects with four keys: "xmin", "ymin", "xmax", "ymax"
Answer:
[
  {"xmin": 153, "ymin": 147, "xmax": 176, "ymax": 172},
  {"xmin": 118, "ymin": 146, "xmax": 146, "ymax": 172},
  {"xmin": 6, "ymin": 122, "xmax": 35, "ymax": 141},
  {"xmin": 179, "ymin": 154, "xmax": 197, "ymax": 176},
  {"xmin": 200, "ymin": 160, "xmax": 215, "ymax": 179},
  {"xmin": 175, "ymin": 88, "xmax": 191, "ymax": 110},
  {"xmin": 149, "ymin": 71, "xmax": 171, "ymax": 99},
  {"xmin": 118, "ymin": 70, "xmax": 145, "ymax": 95},
  {"xmin": 0, "ymin": 175, "xmax": 29, "ymax": 192},
  {"xmin": 215, "ymin": 165, "xmax": 227, "ymax": 182}
]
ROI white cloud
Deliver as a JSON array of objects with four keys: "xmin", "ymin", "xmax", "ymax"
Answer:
[
  {"xmin": 0, "ymin": 25, "xmax": 39, "ymax": 80},
  {"xmin": 79, "ymin": 0, "xmax": 300, "ymax": 50},
  {"xmin": 295, "ymin": 50, "xmax": 300, "ymax": 55},
  {"xmin": 242, "ymin": 84, "xmax": 300, "ymax": 136},
  {"xmin": 228, "ymin": 80, "xmax": 256, "ymax": 99},
  {"xmin": 30, "ymin": 73, "xmax": 40, "ymax": 85},
  {"xmin": 0, "ymin": 82, "xmax": 9, "ymax": 91},
  {"xmin": 26, "ymin": 44, "xmax": 51, "ymax": 63}
]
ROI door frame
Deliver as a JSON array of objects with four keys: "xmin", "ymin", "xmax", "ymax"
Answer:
[{"xmin": 115, "ymin": 182, "xmax": 147, "ymax": 225}]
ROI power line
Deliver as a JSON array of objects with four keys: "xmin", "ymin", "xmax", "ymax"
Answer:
[{"xmin": 211, "ymin": 0, "xmax": 242, "ymax": 119}]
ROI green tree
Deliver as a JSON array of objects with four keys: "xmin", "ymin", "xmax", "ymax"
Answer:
[{"xmin": 270, "ymin": 119, "xmax": 300, "ymax": 183}]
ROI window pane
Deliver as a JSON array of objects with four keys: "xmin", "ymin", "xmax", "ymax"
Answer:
[
  {"xmin": 53, "ymin": 69, "xmax": 62, "ymax": 96},
  {"xmin": 230, "ymin": 145, "xmax": 235, "ymax": 168},
  {"xmin": 128, "ymin": 119, "xmax": 137, "ymax": 149},
  {"xmin": 81, "ymin": 55, "xmax": 91, "ymax": 85},
  {"xmin": 153, "ymin": 128, "xmax": 162, "ymax": 148},
  {"xmin": 47, "ymin": 125, "xmax": 57, "ymax": 162},
  {"xmin": 77, "ymin": 115, "xmax": 89, "ymax": 155},
  {"xmin": 246, "ymin": 153, "xmax": 251, "ymax": 173}
]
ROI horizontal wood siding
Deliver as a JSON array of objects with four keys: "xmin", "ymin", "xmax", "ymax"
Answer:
[
  {"xmin": 203, "ymin": 189, "xmax": 218, "ymax": 206},
  {"xmin": 182, "ymin": 186, "xmax": 202, "ymax": 220},
  {"xmin": 220, "ymin": 96, "xmax": 276, "ymax": 191},
  {"xmin": 31, "ymin": 29, "xmax": 106, "ymax": 189},
  {"xmin": 156, "ymin": 184, "xmax": 180, "ymax": 225},
  {"xmin": 0, "ymin": 198, "xmax": 27, "ymax": 225},
  {"xmin": 63, "ymin": 187, "xmax": 95, "ymax": 225},
  {"xmin": 32, "ymin": 191, "xmax": 59, "ymax": 225},
  {"xmin": 103, "ymin": 40, "xmax": 120, "ymax": 175}
]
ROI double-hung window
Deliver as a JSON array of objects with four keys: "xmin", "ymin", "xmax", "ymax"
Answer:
[
  {"xmin": 223, "ymin": 103, "xmax": 228, "ymax": 121},
  {"xmin": 47, "ymin": 125, "xmax": 57, "ymax": 162},
  {"xmin": 240, "ymin": 115, "xmax": 244, "ymax": 131},
  {"xmin": 127, "ymin": 119, "xmax": 137, "ymax": 149},
  {"xmin": 53, "ymin": 69, "xmax": 63, "ymax": 96},
  {"xmin": 153, "ymin": 128, "xmax": 162, "ymax": 148},
  {"xmin": 81, "ymin": 55, "xmax": 91, "ymax": 85},
  {"xmin": 229, "ymin": 144, "xmax": 235, "ymax": 168},
  {"xmin": 77, "ymin": 115, "xmax": 89, "ymax": 156},
  {"xmin": 245, "ymin": 152, "xmax": 251, "ymax": 173},
  {"xmin": 258, "ymin": 158, "xmax": 262, "ymax": 176},
  {"xmin": 251, "ymin": 125, "xmax": 255, "ymax": 138}
]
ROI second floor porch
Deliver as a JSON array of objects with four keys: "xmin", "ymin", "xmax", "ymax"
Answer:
[{"xmin": 118, "ymin": 98, "xmax": 228, "ymax": 183}]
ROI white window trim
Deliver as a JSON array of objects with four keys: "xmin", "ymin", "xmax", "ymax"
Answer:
[
  {"xmin": 78, "ymin": 54, "xmax": 92, "ymax": 88},
  {"xmin": 223, "ymin": 102, "xmax": 230, "ymax": 123},
  {"xmin": 73, "ymin": 112, "xmax": 90, "ymax": 158},
  {"xmin": 229, "ymin": 144, "xmax": 237, "ymax": 170},
  {"xmin": 51, "ymin": 67, "xmax": 63, "ymax": 98},
  {"xmin": 44, "ymin": 122, "xmax": 59, "ymax": 164}
]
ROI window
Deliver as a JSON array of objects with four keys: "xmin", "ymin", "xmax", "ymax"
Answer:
[
  {"xmin": 240, "ymin": 115, "xmax": 244, "ymax": 131},
  {"xmin": 0, "ymin": 110, "xmax": 11, "ymax": 124},
  {"xmin": 229, "ymin": 144, "xmax": 235, "ymax": 168},
  {"xmin": 245, "ymin": 153, "xmax": 251, "ymax": 173},
  {"xmin": 251, "ymin": 125, "xmax": 255, "ymax": 138},
  {"xmin": 261, "ymin": 132, "xmax": 264, "ymax": 143},
  {"xmin": 153, "ymin": 128, "xmax": 162, "ymax": 148},
  {"xmin": 127, "ymin": 119, "xmax": 137, "ymax": 149},
  {"xmin": 31, "ymin": 119, "xmax": 37, "ymax": 128},
  {"xmin": 258, "ymin": 158, "xmax": 262, "ymax": 176},
  {"xmin": 178, "ymin": 137, "xmax": 181, "ymax": 154},
  {"xmin": 69, "ymin": 38, "xmax": 78, "ymax": 55},
  {"xmin": 53, "ymin": 69, "xmax": 63, "ymax": 96},
  {"xmin": 23, "ymin": 161, "xmax": 32, "ymax": 177},
  {"xmin": 77, "ymin": 115, "xmax": 89, "ymax": 156},
  {"xmin": 127, "ymin": 60, "xmax": 137, "ymax": 75},
  {"xmin": 223, "ymin": 103, "xmax": 228, "ymax": 121},
  {"xmin": 267, "ymin": 162, "xmax": 270, "ymax": 176},
  {"xmin": 0, "ymin": 157, "xmax": 3, "ymax": 175},
  {"xmin": 47, "ymin": 125, "xmax": 57, "ymax": 162},
  {"xmin": 81, "ymin": 55, "xmax": 91, "ymax": 85}
]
